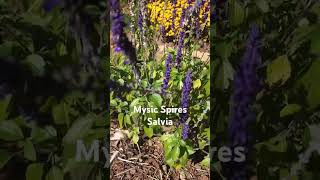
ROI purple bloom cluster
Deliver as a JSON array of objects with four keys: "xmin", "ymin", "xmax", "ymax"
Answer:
[
  {"xmin": 180, "ymin": 70, "xmax": 192, "ymax": 122},
  {"xmin": 188, "ymin": 0, "xmax": 193, "ymax": 9},
  {"xmin": 195, "ymin": 0, "xmax": 205, "ymax": 10},
  {"xmin": 227, "ymin": 24, "xmax": 261, "ymax": 180},
  {"xmin": 171, "ymin": 0, "xmax": 177, "ymax": 31},
  {"xmin": 181, "ymin": 70, "xmax": 192, "ymax": 111},
  {"xmin": 43, "ymin": 0, "xmax": 60, "ymax": 11},
  {"xmin": 160, "ymin": 25, "xmax": 165, "ymax": 38},
  {"xmin": 138, "ymin": 9, "xmax": 143, "ymax": 32},
  {"xmin": 161, "ymin": 54, "xmax": 172, "ymax": 95},
  {"xmin": 110, "ymin": 0, "xmax": 140, "ymax": 79},
  {"xmin": 182, "ymin": 123, "xmax": 189, "ymax": 140},
  {"xmin": 211, "ymin": 10, "xmax": 217, "ymax": 23},
  {"xmin": 194, "ymin": 0, "xmax": 205, "ymax": 38},
  {"xmin": 180, "ymin": 7, "xmax": 187, "ymax": 28},
  {"xmin": 195, "ymin": 18, "xmax": 200, "ymax": 38},
  {"xmin": 175, "ymin": 31, "xmax": 185, "ymax": 67},
  {"xmin": 202, "ymin": 3, "xmax": 210, "ymax": 23},
  {"xmin": 180, "ymin": 70, "xmax": 192, "ymax": 139}
]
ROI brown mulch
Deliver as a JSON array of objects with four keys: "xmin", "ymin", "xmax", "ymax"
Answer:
[{"xmin": 110, "ymin": 120, "xmax": 209, "ymax": 180}]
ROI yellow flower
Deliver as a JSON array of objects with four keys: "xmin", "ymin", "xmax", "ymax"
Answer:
[{"xmin": 147, "ymin": 0, "xmax": 210, "ymax": 37}]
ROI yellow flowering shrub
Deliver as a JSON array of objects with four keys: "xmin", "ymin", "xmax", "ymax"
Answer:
[{"xmin": 147, "ymin": 0, "xmax": 210, "ymax": 37}]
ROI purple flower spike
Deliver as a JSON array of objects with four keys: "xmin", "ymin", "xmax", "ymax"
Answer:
[
  {"xmin": 182, "ymin": 123, "xmax": 189, "ymax": 140},
  {"xmin": 110, "ymin": 0, "xmax": 140, "ymax": 79},
  {"xmin": 180, "ymin": 70, "xmax": 192, "ymax": 123},
  {"xmin": 180, "ymin": 8, "xmax": 186, "ymax": 28},
  {"xmin": 171, "ymin": 0, "xmax": 177, "ymax": 31},
  {"xmin": 180, "ymin": 70, "xmax": 192, "ymax": 138},
  {"xmin": 138, "ymin": 9, "xmax": 143, "ymax": 32},
  {"xmin": 43, "ymin": 0, "xmax": 60, "ymax": 11},
  {"xmin": 227, "ymin": 24, "xmax": 262, "ymax": 180},
  {"xmin": 160, "ymin": 25, "xmax": 165, "ymax": 37},
  {"xmin": 176, "ymin": 31, "xmax": 185, "ymax": 67},
  {"xmin": 161, "ymin": 54, "xmax": 172, "ymax": 95}
]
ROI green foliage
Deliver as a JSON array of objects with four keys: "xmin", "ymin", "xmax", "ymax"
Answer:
[
  {"xmin": 213, "ymin": 0, "xmax": 320, "ymax": 178},
  {"xmin": 161, "ymin": 132, "xmax": 195, "ymax": 169},
  {"xmin": 0, "ymin": 0, "xmax": 107, "ymax": 179},
  {"xmin": 110, "ymin": 0, "xmax": 210, "ymax": 170}
]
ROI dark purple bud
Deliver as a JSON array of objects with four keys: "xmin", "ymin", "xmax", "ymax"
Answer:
[
  {"xmin": 43, "ymin": 0, "xmax": 60, "ymax": 11},
  {"xmin": 161, "ymin": 54, "xmax": 172, "ymax": 95},
  {"xmin": 124, "ymin": 60, "xmax": 130, "ymax": 65}
]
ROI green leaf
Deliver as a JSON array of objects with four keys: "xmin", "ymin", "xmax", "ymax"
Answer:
[
  {"xmin": 132, "ymin": 134, "xmax": 139, "ymax": 144},
  {"xmin": 214, "ymin": 60, "xmax": 234, "ymax": 89},
  {"xmin": 170, "ymin": 145, "xmax": 180, "ymax": 161},
  {"xmin": 22, "ymin": 13, "xmax": 50, "ymax": 27},
  {"xmin": 0, "ymin": 94, "xmax": 12, "ymax": 122},
  {"xmin": 266, "ymin": 55, "xmax": 291, "ymax": 86},
  {"xmin": 179, "ymin": 151, "xmax": 189, "ymax": 167},
  {"xmin": 0, "ymin": 41, "xmax": 17, "ymax": 58},
  {"xmin": 46, "ymin": 166, "xmax": 64, "ymax": 180},
  {"xmin": 144, "ymin": 126, "xmax": 153, "ymax": 138},
  {"xmin": 280, "ymin": 104, "xmax": 302, "ymax": 117},
  {"xmin": 216, "ymin": 42, "xmax": 232, "ymax": 60},
  {"xmin": 31, "ymin": 125, "xmax": 55, "ymax": 143},
  {"xmin": 130, "ymin": 98, "xmax": 141, "ymax": 111},
  {"xmin": 302, "ymin": 127, "xmax": 311, "ymax": 147},
  {"xmin": 148, "ymin": 93, "xmax": 163, "ymax": 108},
  {"xmin": 118, "ymin": 113, "xmax": 124, "ymax": 129},
  {"xmin": 256, "ymin": 0, "xmax": 269, "ymax": 13},
  {"xmin": 0, "ymin": 121, "xmax": 24, "ymax": 141},
  {"xmin": 299, "ymin": 59, "xmax": 320, "ymax": 109},
  {"xmin": 124, "ymin": 115, "xmax": 131, "ymax": 126},
  {"xmin": 25, "ymin": 54, "xmax": 46, "ymax": 76},
  {"xmin": 0, "ymin": 149, "xmax": 13, "ymax": 169},
  {"xmin": 185, "ymin": 144, "xmax": 195, "ymax": 155},
  {"xmin": 24, "ymin": 139, "xmax": 36, "ymax": 161},
  {"xmin": 310, "ymin": 33, "xmax": 320, "ymax": 54},
  {"xmin": 193, "ymin": 79, "xmax": 201, "ymax": 89},
  {"xmin": 229, "ymin": 0, "xmax": 244, "ymax": 26},
  {"xmin": 52, "ymin": 103, "xmax": 69, "ymax": 125},
  {"xmin": 204, "ymin": 81, "xmax": 210, "ymax": 96},
  {"xmin": 40, "ymin": 97, "xmax": 57, "ymax": 113},
  {"xmin": 198, "ymin": 140, "xmax": 207, "ymax": 150},
  {"xmin": 200, "ymin": 156, "xmax": 210, "ymax": 167},
  {"xmin": 264, "ymin": 135, "xmax": 287, "ymax": 152},
  {"xmin": 63, "ymin": 114, "xmax": 95, "ymax": 144},
  {"xmin": 309, "ymin": 125, "xmax": 320, "ymax": 144},
  {"xmin": 26, "ymin": 163, "xmax": 43, "ymax": 180}
]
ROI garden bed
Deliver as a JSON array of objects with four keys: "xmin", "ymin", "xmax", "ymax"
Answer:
[{"xmin": 110, "ymin": 120, "xmax": 209, "ymax": 180}]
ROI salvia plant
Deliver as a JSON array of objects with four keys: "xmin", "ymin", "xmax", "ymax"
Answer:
[
  {"xmin": 213, "ymin": 0, "xmax": 320, "ymax": 179},
  {"xmin": 110, "ymin": 0, "xmax": 210, "ymax": 170},
  {"xmin": 226, "ymin": 24, "xmax": 262, "ymax": 180}
]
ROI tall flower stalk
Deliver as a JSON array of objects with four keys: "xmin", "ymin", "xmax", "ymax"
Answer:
[
  {"xmin": 180, "ymin": 70, "xmax": 192, "ymax": 139},
  {"xmin": 227, "ymin": 24, "xmax": 261, "ymax": 180},
  {"xmin": 175, "ymin": 7, "xmax": 186, "ymax": 67},
  {"xmin": 110, "ymin": 0, "xmax": 140, "ymax": 80},
  {"xmin": 175, "ymin": 31, "xmax": 185, "ymax": 68},
  {"xmin": 161, "ymin": 54, "xmax": 172, "ymax": 95},
  {"xmin": 171, "ymin": 0, "xmax": 177, "ymax": 32}
]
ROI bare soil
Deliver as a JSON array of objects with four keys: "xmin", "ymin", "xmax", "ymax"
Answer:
[{"xmin": 110, "ymin": 120, "xmax": 209, "ymax": 180}]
